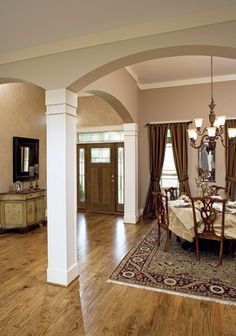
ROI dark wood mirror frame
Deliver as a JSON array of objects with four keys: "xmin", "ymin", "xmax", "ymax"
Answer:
[{"xmin": 13, "ymin": 137, "xmax": 39, "ymax": 182}]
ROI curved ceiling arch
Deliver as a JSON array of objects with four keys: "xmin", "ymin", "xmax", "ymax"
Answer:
[
  {"xmin": 0, "ymin": 77, "xmax": 44, "ymax": 89},
  {"xmin": 85, "ymin": 90, "xmax": 134, "ymax": 123},
  {"xmin": 69, "ymin": 45, "xmax": 236, "ymax": 92}
]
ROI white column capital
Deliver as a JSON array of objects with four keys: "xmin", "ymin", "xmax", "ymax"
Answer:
[
  {"xmin": 46, "ymin": 88, "xmax": 78, "ymax": 117},
  {"xmin": 123, "ymin": 123, "xmax": 138, "ymax": 135}
]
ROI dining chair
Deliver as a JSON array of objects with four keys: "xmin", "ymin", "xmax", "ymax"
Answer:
[
  {"xmin": 210, "ymin": 185, "xmax": 228, "ymax": 198},
  {"xmin": 152, "ymin": 192, "xmax": 171, "ymax": 251},
  {"xmin": 164, "ymin": 187, "xmax": 178, "ymax": 201},
  {"xmin": 190, "ymin": 196, "xmax": 227, "ymax": 265}
]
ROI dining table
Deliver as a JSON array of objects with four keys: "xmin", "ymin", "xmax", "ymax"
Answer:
[{"xmin": 168, "ymin": 199, "xmax": 236, "ymax": 243}]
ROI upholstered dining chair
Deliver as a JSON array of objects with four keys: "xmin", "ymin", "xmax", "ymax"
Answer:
[
  {"xmin": 152, "ymin": 192, "xmax": 171, "ymax": 252},
  {"xmin": 190, "ymin": 196, "xmax": 227, "ymax": 265},
  {"xmin": 164, "ymin": 187, "xmax": 178, "ymax": 201}
]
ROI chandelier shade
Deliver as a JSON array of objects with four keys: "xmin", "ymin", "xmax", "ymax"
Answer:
[{"xmin": 187, "ymin": 56, "xmax": 236, "ymax": 153}]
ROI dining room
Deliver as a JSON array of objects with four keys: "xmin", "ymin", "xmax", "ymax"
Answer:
[{"xmin": 109, "ymin": 56, "xmax": 236, "ymax": 307}]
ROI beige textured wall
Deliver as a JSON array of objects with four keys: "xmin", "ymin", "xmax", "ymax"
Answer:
[
  {"xmin": 77, "ymin": 96, "xmax": 123, "ymax": 127},
  {"xmin": 139, "ymin": 81, "xmax": 236, "ymax": 208},
  {"xmin": 0, "ymin": 83, "xmax": 46, "ymax": 192}
]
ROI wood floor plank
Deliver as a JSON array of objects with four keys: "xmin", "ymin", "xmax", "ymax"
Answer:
[{"xmin": 0, "ymin": 213, "xmax": 235, "ymax": 335}]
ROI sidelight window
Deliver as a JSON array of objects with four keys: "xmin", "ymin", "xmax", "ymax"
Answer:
[{"xmin": 79, "ymin": 148, "xmax": 85, "ymax": 202}]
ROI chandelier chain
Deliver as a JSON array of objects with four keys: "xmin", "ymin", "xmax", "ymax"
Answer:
[{"xmin": 211, "ymin": 56, "xmax": 213, "ymax": 101}]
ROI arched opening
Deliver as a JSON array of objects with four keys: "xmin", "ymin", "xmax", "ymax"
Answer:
[{"xmin": 68, "ymin": 45, "xmax": 236, "ymax": 92}]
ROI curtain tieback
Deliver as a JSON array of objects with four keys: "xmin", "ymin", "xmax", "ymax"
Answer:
[
  {"xmin": 179, "ymin": 175, "xmax": 189, "ymax": 182},
  {"xmin": 151, "ymin": 176, "xmax": 160, "ymax": 183},
  {"xmin": 226, "ymin": 176, "xmax": 236, "ymax": 183}
]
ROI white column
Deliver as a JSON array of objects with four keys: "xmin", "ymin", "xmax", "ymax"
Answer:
[
  {"xmin": 45, "ymin": 88, "xmax": 79, "ymax": 286},
  {"xmin": 124, "ymin": 123, "xmax": 139, "ymax": 224}
]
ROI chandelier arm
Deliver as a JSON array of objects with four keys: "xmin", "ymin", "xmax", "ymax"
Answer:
[
  {"xmin": 189, "ymin": 134, "xmax": 208, "ymax": 150},
  {"xmin": 217, "ymin": 134, "xmax": 234, "ymax": 149},
  {"xmin": 196, "ymin": 127, "xmax": 207, "ymax": 136},
  {"xmin": 217, "ymin": 126, "xmax": 224, "ymax": 135}
]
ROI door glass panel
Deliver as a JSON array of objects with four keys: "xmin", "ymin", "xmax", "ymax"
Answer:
[
  {"xmin": 91, "ymin": 148, "xmax": 110, "ymax": 163},
  {"xmin": 118, "ymin": 147, "xmax": 124, "ymax": 204},
  {"xmin": 79, "ymin": 148, "xmax": 85, "ymax": 202}
]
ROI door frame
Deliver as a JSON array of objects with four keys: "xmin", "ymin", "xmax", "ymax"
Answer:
[{"xmin": 77, "ymin": 142, "xmax": 124, "ymax": 213}]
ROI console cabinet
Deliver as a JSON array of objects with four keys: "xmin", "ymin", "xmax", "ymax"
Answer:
[{"xmin": 0, "ymin": 189, "xmax": 46, "ymax": 231}]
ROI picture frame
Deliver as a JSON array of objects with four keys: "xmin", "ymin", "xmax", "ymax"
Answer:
[{"xmin": 15, "ymin": 180, "xmax": 23, "ymax": 193}]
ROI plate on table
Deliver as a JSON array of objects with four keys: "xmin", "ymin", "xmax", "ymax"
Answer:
[{"xmin": 170, "ymin": 200, "xmax": 191, "ymax": 208}]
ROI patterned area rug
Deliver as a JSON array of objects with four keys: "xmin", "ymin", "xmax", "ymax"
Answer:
[{"xmin": 108, "ymin": 225, "xmax": 236, "ymax": 306}]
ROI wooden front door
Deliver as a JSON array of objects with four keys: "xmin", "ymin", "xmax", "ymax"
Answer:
[
  {"xmin": 87, "ymin": 144, "xmax": 115, "ymax": 212},
  {"xmin": 77, "ymin": 143, "xmax": 124, "ymax": 213}
]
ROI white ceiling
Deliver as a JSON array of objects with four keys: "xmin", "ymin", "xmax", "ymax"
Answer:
[
  {"xmin": 127, "ymin": 56, "xmax": 236, "ymax": 88},
  {"xmin": 0, "ymin": 0, "xmax": 235, "ymax": 54}
]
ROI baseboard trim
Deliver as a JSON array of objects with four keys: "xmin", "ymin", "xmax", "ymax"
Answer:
[
  {"xmin": 124, "ymin": 213, "xmax": 139, "ymax": 224},
  {"xmin": 47, "ymin": 263, "xmax": 79, "ymax": 287}
]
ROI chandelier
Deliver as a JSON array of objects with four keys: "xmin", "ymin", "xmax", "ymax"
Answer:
[{"xmin": 187, "ymin": 56, "xmax": 236, "ymax": 153}]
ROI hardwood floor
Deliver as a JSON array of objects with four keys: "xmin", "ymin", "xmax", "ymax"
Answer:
[{"xmin": 0, "ymin": 213, "xmax": 235, "ymax": 336}]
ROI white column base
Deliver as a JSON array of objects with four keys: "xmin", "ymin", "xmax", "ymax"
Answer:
[
  {"xmin": 47, "ymin": 263, "xmax": 79, "ymax": 287},
  {"xmin": 124, "ymin": 213, "xmax": 140, "ymax": 224}
]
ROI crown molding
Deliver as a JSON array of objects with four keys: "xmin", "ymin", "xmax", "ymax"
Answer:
[
  {"xmin": 137, "ymin": 74, "xmax": 236, "ymax": 90},
  {"xmin": 125, "ymin": 66, "xmax": 138, "ymax": 82},
  {"xmin": 0, "ymin": 5, "xmax": 236, "ymax": 65}
]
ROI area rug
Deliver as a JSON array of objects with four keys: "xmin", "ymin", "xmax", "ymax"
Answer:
[{"xmin": 108, "ymin": 225, "xmax": 236, "ymax": 306}]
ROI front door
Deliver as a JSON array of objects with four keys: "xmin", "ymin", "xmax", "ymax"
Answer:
[{"xmin": 77, "ymin": 143, "xmax": 124, "ymax": 213}]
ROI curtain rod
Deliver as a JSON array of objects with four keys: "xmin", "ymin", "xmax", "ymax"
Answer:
[{"xmin": 145, "ymin": 120, "xmax": 192, "ymax": 126}]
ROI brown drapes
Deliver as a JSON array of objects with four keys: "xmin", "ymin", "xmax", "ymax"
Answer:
[
  {"xmin": 169, "ymin": 122, "xmax": 191, "ymax": 196},
  {"xmin": 225, "ymin": 119, "xmax": 236, "ymax": 200},
  {"xmin": 143, "ymin": 124, "xmax": 168, "ymax": 219}
]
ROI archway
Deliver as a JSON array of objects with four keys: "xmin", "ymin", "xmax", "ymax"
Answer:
[{"xmin": 68, "ymin": 45, "xmax": 236, "ymax": 92}]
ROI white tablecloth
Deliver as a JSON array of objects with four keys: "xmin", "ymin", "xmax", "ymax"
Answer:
[{"xmin": 168, "ymin": 202, "xmax": 236, "ymax": 242}]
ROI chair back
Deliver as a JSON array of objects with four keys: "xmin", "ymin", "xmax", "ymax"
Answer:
[
  {"xmin": 164, "ymin": 187, "xmax": 178, "ymax": 201},
  {"xmin": 152, "ymin": 192, "xmax": 169, "ymax": 228},
  {"xmin": 190, "ymin": 196, "xmax": 227, "ymax": 239},
  {"xmin": 210, "ymin": 185, "xmax": 228, "ymax": 198}
]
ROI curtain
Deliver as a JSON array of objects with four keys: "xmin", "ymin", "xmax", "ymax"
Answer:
[
  {"xmin": 169, "ymin": 122, "xmax": 191, "ymax": 196},
  {"xmin": 225, "ymin": 119, "xmax": 236, "ymax": 200},
  {"xmin": 143, "ymin": 124, "xmax": 168, "ymax": 219}
]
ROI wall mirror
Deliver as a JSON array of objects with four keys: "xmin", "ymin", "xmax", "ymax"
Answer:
[
  {"xmin": 198, "ymin": 143, "xmax": 215, "ymax": 182},
  {"xmin": 13, "ymin": 137, "xmax": 39, "ymax": 182}
]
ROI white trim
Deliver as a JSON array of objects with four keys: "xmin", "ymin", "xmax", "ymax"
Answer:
[
  {"xmin": 147, "ymin": 120, "xmax": 192, "ymax": 125},
  {"xmin": 47, "ymin": 263, "xmax": 79, "ymax": 287},
  {"xmin": 124, "ymin": 214, "xmax": 139, "ymax": 224},
  {"xmin": 138, "ymin": 74, "xmax": 236, "ymax": 90},
  {"xmin": 125, "ymin": 66, "xmax": 138, "ymax": 82},
  {"xmin": 107, "ymin": 279, "xmax": 236, "ymax": 307},
  {"xmin": 78, "ymin": 92, "xmax": 93, "ymax": 97},
  {"xmin": 138, "ymin": 208, "xmax": 144, "ymax": 217},
  {"xmin": 77, "ymin": 125, "xmax": 123, "ymax": 133}
]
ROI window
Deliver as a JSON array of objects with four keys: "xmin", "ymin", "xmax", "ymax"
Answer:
[
  {"xmin": 160, "ymin": 130, "xmax": 178, "ymax": 190},
  {"xmin": 91, "ymin": 148, "xmax": 111, "ymax": 163},
  {"xmin": 117, "ymin": 147, "xmax": 124, "ymax": 204},
  {"xmin": 78, "ymin": 131, "xmax": 124, "ymax": 143},
  {"xmin": 79, "ymin": 148, "xmax": 85, "ymax": 202}
]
